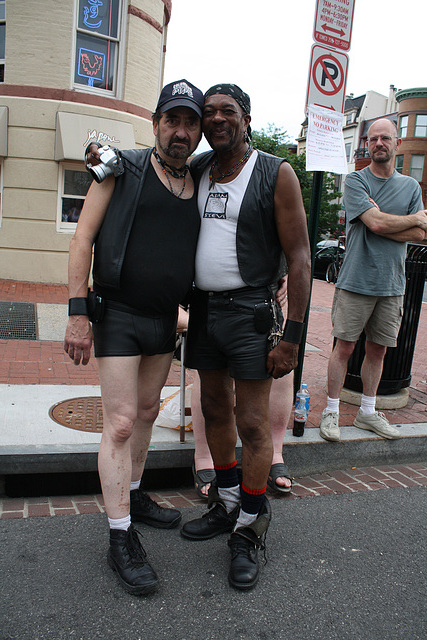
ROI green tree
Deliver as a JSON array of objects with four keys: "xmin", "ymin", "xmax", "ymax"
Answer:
[{"xmin": 251, "ymin": 124, "xmax": 344, "ymax": 240}]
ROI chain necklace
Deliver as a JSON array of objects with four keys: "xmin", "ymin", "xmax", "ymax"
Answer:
[
  {"xmin": 209, "ymin": 146, "xmax": 253, "ymax": 189},
  {"xmin": 153, "ymin": 149, "xmax": 189, "ymax": 198}
]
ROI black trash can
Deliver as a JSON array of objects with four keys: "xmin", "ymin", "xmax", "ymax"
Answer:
[{"xmin": 343, "ymin": 243, "xmax": 427, "ymax": 395}]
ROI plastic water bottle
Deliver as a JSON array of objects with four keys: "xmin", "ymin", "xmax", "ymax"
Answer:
[{"xmin": 293, "ymin": 383, "xmax": 310, "ymax": 437}]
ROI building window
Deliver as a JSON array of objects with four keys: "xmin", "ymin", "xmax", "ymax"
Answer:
[
  {"xmin": 0, "ymin": 0, "xmax": 5, "ymax": 82},
  {"xmin": 345, "ymin": 143, "xmax": 352, "ymax": 162},
  {"xmin": 57, "ymin": 165, "xmax": 93, "ymax": 231},
  {"xmin": 345, "ymin": 112, "xmax": 354, "ymax": 125},
  {"xmin": 74, "ymin": 0, "xmax": 122, "ymax": 94},
  {"xmin": 414, "ymin": 115, "xmax": 427, "ymax": 138},
  {"xmin": 395, "ymin": 155, "xmax": 404, "ymax": 174},
  {"xmin": 409, "ymin": 155, "xmax": 425, "ymax": 183},
  {"xmin": 398, "ymin": 115, "xmax": 408, "ymax": 138}
]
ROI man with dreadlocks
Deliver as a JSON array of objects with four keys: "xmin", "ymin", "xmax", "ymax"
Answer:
[{"xmin": 180, "ymin": 84, "xmax": 311, "ymax": 590}]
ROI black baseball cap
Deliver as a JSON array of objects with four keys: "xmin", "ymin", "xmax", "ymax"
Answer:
[{"xmin": 156, "ymin": 79, "xmax": 204, "ymax": 117}]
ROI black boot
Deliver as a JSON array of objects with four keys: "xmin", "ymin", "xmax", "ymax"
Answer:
[
  {"xmin": 227, "ymin": 499, "xmax": 272, "ymax": 591},
  {"xmin": 108, "ymin": 525, "xmax": 159, "ymax": 595},
  {"xmin": 130, "ymin": 488, "xmax": 181, "ymax": 529},
  {"xmin": 181, "ymin": 485, "xmax": 239, "ymax": 540}
]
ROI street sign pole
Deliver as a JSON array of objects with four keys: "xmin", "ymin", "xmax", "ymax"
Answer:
[{"xmin": 294, "ymin": 0, "xmax": 354, "ymax": 400}]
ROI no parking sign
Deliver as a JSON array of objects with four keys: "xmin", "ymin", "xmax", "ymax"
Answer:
[{"xmin": 305, "ymin": 44, "xmax": 349, "ymax": 113}]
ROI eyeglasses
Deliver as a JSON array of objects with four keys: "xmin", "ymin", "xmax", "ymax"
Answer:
[{"xmin": 367, "ymin": 135, "xmax": 397, "ymax": 144}]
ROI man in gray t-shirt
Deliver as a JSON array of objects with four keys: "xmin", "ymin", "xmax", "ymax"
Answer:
[{"xmin": 319, "ymin": 118, "xmax": 427, "ymax": 443}]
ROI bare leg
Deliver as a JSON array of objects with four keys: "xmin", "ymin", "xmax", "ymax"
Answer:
[
  {"xmin": 97, "ymin": 352, "xmax": 172, "ymax": 519},
  {"xmin": 360, "ymin": 340, "xmax": 387, "ymax": 397},
  {"xmin": 191, "ymin": 372, "xmax": 214, "ymax": 496},
  {"xmin": 199, "ymin": 369, "xmax": 237, "ymax": 466},
  {"xmin": 130, "ymin": 352, "xmax": 174, "ymax": 481},
  {"xmin": 269, "ymin": 372, "xmax": 294, "ymax": 489},
  {"xmin": 234, "ymin": 378, "xmax": 273, "ymax": 491},
  {"xmin": 327, "ymin": 338, "xmax": 357, "ymax": 398}
]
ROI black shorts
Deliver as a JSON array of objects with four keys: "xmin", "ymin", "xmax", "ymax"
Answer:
[
  {"xmin": 92, "ymin": 303, "xmax": 177, "ymax": 357},
  {"xmin": 185, "ymin": 286, "xmax": 280, "ymax": 380}
]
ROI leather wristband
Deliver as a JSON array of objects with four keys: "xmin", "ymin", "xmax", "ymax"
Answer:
[
  {"xmin": 281, "ymin": 319, "xmax": 305, "ymax": 344},
  {"xmin": 68, "ymin": 297, "xmax": 89, "ymax": 316}
]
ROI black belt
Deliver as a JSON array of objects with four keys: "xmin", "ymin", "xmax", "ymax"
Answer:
[{"xmin": 194, "ymin": 285, "xmax": 271, "ymax": 298}]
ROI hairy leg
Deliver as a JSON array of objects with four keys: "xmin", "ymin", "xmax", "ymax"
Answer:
[
  {"xmin": 361, "ymin": 340, "xmax": 387, "ymax": 398},
  {"xmin": 234, "ymin": 378, "xmax": 273, "ymax": 491},
  {"xmin": 327, "ymin": 338, "xmax": 357, "ymax": 398}
]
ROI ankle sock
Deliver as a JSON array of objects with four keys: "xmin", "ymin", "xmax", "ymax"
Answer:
[
  {"xmin": 325, "ymin": 397, "xmax": 340, "ymax": 414},
  {"xmin": 360, "ymin": 394, "xmax": 376, "ymax": 415},
  {"xmin": 130, "ymin": 480, "xmax": 141, "ymax": 492},
  {"xmin": 218, "ymin": 485, "xmax": 240, "ymax": 513},
  {"xmin": 235, "ymin": 508, "xmax": 258, "ymax": 530},
  {"xmin": 108, "ymin": 515, "xmax": 131, "ymax": 531}
]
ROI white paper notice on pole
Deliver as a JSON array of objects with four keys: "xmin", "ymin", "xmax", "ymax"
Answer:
[{"xmin": 306, "ymin": 104, "xmax": 348, "ymax": 174}]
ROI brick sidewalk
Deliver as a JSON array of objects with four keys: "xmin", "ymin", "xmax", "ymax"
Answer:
[
  {"xmin": 0, "ymin": 277, "xmax": 426, "ymax": 424},
  {"xmin": 1, "ymin": 462, "xmax": 426, "ymax": 520}
]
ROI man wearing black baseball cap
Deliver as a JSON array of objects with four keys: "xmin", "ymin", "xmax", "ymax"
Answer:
[{"xmin": 64, "ymin": 79, "xmax": 204, "ymax": 596}]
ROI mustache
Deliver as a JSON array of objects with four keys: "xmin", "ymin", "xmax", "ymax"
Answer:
[{"xmin": 170, "ymin": 137, "xmax": 190, "ymax": 145}]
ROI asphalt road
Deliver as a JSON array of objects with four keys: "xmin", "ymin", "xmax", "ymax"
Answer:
[{"xmin": 1, "ymin": 485, "xmax": 426, "ymax": 640}]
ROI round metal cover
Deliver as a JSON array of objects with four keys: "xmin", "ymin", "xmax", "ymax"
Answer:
[{"xmin": 49, "ymin": 396, "xmax": 103, "ymax": 433}]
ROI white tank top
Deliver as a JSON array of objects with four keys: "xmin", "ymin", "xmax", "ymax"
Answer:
[{"xmin": 195, "ymin": 150, "xmax": 258, "ymax": 291}]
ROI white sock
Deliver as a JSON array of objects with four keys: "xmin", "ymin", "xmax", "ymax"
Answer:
[
  {"xmin": 360, "ymin": 395, "xmax": 376, "ymax": 415},
  {"xmin": 234, "ymin": 508, "xmax": 257, "ymax": 531},
  {"xmin": 218, "ymin": 485, "xmax": 240, "ymax": 513},
  {"xmin": 130, "ymin": 480, "xmax": 141, "ymax": 492},
  {"xmin": 325, "ymin": 397, "xmax": 340, "ymax": 414},
  {"xmin": 108, "ymin": 515, "xmax": 131, "ymax": 531}
]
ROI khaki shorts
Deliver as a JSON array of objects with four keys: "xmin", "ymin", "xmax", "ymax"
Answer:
[{"xmin": 331, "ymin": 288, "xmax": 404, "ymax": 347}]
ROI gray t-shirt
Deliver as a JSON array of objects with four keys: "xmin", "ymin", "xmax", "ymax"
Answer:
[{"xmin": 337, "ymin": 166, "xmax": 423, "ymax": 296}]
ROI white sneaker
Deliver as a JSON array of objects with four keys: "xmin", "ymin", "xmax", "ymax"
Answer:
[
  {"xmin": 319, "ymin": 410, "xmax": 340, "ymax": 442},
  {"xmin": 353, "ymin": 410, "xmax": 401, "ymax": 439}
]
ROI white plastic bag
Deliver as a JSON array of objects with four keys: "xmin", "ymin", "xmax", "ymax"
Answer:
[{"xmin": 154, "ymin": 385, "xmax": 193, "ymax": 431}]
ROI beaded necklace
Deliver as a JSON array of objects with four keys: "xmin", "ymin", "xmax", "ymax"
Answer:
[
  {"xmin": 153, "ymin": 149, "xmax": 189, "ymax": 198},
  {"xmin": 209, "ymin": 146, "xmax": 253, "ymax": 189}
]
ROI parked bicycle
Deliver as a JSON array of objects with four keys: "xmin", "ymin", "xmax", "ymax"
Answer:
[{"xmin": 326, "ymin": 236, "xmax": 346, "ymax": 284}]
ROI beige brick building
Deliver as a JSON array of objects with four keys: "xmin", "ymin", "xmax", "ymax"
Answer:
[{"xmin": 0, "ymin": 0, "xmax": 171, "ymax": 283}]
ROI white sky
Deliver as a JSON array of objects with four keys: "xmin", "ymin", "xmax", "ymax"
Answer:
[{"xmin": 163, "ymin": 0, "xmax": 425, "ymax": 150}]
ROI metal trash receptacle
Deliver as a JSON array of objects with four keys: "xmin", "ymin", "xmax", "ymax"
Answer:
[{"xmin": 343, "ymin": 243, "xmax": 427, "ymax": 395}]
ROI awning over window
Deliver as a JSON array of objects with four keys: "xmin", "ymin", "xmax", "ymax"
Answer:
[
  {"xmin": 0, "ymin": 106, "xmax": 8, "ymax": 156},
  {"xmin": 55, "ymin": 112, "xmax": 136, "ymax": 161}
]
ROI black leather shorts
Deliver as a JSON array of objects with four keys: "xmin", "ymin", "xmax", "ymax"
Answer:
[
  {"xmin": 92, "ymin": 305, "xmax": 177, "ymax": 357},
  {"xmin": 185, "ymin": 287, "xmax": 277, "ymax": 380}
]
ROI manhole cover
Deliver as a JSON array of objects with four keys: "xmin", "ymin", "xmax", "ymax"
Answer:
[
  {"xmin": 0, "ymin": 301, "xmax": 37, "ymax": 340},
  {"xmin": 49, "ymin": 396, "xmax": 103, "ymax": 433}
]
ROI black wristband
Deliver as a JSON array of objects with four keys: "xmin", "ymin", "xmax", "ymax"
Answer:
[
  {"xmin": 281, "ymin": 319, "xmax": 305, "ymax": 344},
  {"xmin": 68, "ymin": 297, "xmax": 89, "ymax": 316}
]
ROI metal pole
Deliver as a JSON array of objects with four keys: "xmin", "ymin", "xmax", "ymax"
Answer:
[
  {"xmin": 294, "ymin": 170, "xmax": 323, "ymax": 397},
  {"xmin": 179, "ymin": 332, "xmax": 186, "ymax": 443}
]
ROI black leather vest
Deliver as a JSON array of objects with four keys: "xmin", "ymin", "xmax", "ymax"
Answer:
[
  {"xmin": 92, "ymin": 148, "xmax": 152, "ymax": 289},
  {"xmin": 191, "ymin": 150, "xmax": 286, "ymax": 287}
]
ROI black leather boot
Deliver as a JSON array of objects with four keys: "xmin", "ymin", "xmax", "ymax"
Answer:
[
  {"xmin": 227, "ymin": 498, "xmax": 272, "ymax": 591},
  {"xmin": 130, "ymin": 488, "xmax": 181, "ymax": 529},
  {"xmin": 108, "ymin": 525, "xmax": 159, "ymax": 595},
  {"xmin": 181, "ymin": 485, "xmax": 239, "ymax": 540}
]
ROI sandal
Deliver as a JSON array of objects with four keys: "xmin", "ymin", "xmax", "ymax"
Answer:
[
  {"xmin": 192, "ymin": 464, "xmax": 216, "ymax": 500},
  {"xmin": 267, "ymin": 462, "xmax": 293, "ymax": 494}
]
